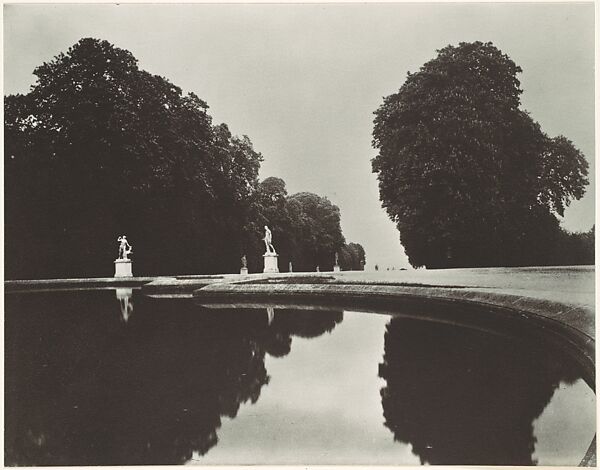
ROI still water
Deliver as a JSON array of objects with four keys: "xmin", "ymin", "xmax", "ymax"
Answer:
[{"xmin": 5, "ymin": 290, "xmax": 596, "ymax": 466}]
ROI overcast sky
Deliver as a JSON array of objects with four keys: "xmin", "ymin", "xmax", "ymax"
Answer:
[{"xmin": 4, "ymin": 3, "xmax": 595, "ymax": 269}]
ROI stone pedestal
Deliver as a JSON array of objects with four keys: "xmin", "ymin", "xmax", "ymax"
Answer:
[
  {"xmin": 333, "ymin": 265, "xmax": 341, "ymax": 272},
  {"xmin": 114, "ymin": 259, "xmax": 133, "ymax": 277},
  {"xmin": 263, "ymin": 253, "xmax": 279, "ymax": 273},
  {"xmin": 240, "ymin": 267, "xmax": 248, "ymax": 275}
]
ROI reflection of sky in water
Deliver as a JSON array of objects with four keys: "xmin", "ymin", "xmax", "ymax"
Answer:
[
  {"xmin": 533, "ymin": 379, "xmax": 596, "ymax": 465},
  {"xmin": 191, "ymin": 311, "xmax": 419, "ymax": 465},
  {"xmin": 191, "ymin": 310, "xmax": 596, "ymax": 466},
  {"xmin": 5, "ymin": 291, "xmax": 595, "ymax": 466}
]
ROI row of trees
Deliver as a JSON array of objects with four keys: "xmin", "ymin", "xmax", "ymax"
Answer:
[
  {"xmin": 5, "ymin": 38, "xmax": 364, "ymax": 279},
  {"xmin": 372, "ymin": 41, "xmax": 592, "ymax": 268},
  {"xmin": 243, "ymin": 177, "xmax": 365, "ymax": 273}
]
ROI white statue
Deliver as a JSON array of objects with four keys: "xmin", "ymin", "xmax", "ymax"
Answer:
[
  {"xmin": 263, "ymin": 226, "xmax": 276, "ymax": 254},
  {"xmin": 117, "ymin": 235, "xmax": 133, "ymax": 260},
  {"xmin": 335, "ymin": 252, "xmax": 339, "ymax": 266}
]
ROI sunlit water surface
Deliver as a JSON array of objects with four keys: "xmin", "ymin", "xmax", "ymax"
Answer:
[{"xmin": 5, "ymin": 290, "xmax": 595, "ymax": 466}]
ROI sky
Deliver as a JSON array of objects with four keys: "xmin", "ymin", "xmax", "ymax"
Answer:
[{"xmin": 3, "ymin": 2, "xmax": 595, "ymax": 269}]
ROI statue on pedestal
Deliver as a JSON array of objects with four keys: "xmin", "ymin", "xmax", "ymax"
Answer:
[
  {"xmin": 333, "ymin": 252, "xmax": 341, "ymax": 272},
  {"xmin": 115, "ymin": 235, "xmax": 134, "ymax": 277},
  {"xmin": 262, "ymin": 225, "xmax": 279, "ymax": 273},
  {"xmin": 117, "ymin": 235, "xmax": 133, "ymax": 260},
  {"xmin": 263, "ymin": 226, "xmax": 276, "ymax": 254},
  {"xmin": 240, "ymin": 254, "xmax": 249, "ymax": 275}
]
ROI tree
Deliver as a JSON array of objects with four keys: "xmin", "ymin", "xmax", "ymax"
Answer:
[
  {"xmin": 243, "ymin": 177, "xmax": 295, "ymax": 272},
  {"xmin": 338, "ymin": 242, "xmax": 366, "ymax": 270},
  {"xmin": 241, "ymin": 179, "xmax": 359, "ymax": 273},
  {"xmin": 287, "ymin": 192, "xmax": 345, "ymax": 271},
  {"xmin": 372, "ymin": 41, "xmax": 589, "ymax": 268},
  {"xmin": 5, "ymin": 38, "xmax": 262, "ymax": 278}
]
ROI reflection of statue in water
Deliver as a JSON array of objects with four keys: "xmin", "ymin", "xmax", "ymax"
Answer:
[
  {"xmin": 378, "ymin": 316, "xmax": 580, "ymax": 465},
  {"xmin": 263, "ymin": 226, "xmax": 276, "ymax": 254},
  {"xmin": 115, "ymin": 288, "xmax": 134, "ymax": 322},
  {"xmin": 266, "ymin": 307, "xmax": 275, "ymax": 325},
  {"xmin": 117, "ymin": 235, "xmax": 133, "ymax": 260}
]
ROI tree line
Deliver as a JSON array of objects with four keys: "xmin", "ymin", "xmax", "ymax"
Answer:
[
  {"xmin": 5, "ymin": 38, "xmax": 365, "ymax": 279},
  {"xmin": 372, "ymin": 41, "xmax": 593, "ymax": 268}
]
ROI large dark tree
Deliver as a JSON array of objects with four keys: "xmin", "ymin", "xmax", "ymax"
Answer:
[
  {"xmin": 5, "ymin": 38, "xmax": 262, "ymax": 278},
  {"xmin": 372, "ymin": 41, "xmax": 589, "ymax": 268}
]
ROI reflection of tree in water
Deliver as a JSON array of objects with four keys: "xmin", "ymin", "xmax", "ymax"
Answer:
[
  {"xmin": 5, "ymin": 292, "xmax": 343, "ymax": 465},
  {"xmin": 379, "ymin": 317, "xmax": 581, "ymax": 465},
  {"xmin": 261, "ymin": 308, "xmax": 344, "ymax": 357}
]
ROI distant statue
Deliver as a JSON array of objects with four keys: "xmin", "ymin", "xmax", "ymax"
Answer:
[
  {"xmin": 117, "ymin": 235, "xmax": 133, "ymax": 260},
  {"xmin": 241, "ymin": 254, "xmax": 247, "ymax": 268},
  {"xmin": 263, "ymin": 226, "xmax": 276, "ymax": 254},
  {"xmin": 335, "ymin": 252, "xmax": 339, "ymax": 266},
  {"xmin": 316, "ymin": 265, "xmax": 320, "ymax": 272},
  {"xmin": 289, "ymin": 261, "xmax": 293, "ymax": 272}
]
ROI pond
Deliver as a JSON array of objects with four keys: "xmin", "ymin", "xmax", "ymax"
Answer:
[{"xmin": 5, "ymin": 289, "xmax": 596, "ymax": 466}]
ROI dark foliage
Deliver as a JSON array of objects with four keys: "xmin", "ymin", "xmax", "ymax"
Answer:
[
  {"xmin": 338, "ymin": 242, "xmax": 366, "ymax": 270},
  {"xmin": 241, "ymin": 177, "xmax": 364, "ymax": 273},
  {"xmin": 5, "ymin": 38, "xmax": 262, "ymax": 278},
  {"xmin": 372, "ymin": 41, "xmax": 590, "ymax": 268},
  {"xmin": 5, "ymin": 38, "xmax": 366, "ymax": 278}
]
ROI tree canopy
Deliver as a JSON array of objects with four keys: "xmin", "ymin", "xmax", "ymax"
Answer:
[
  {"xmin": 372, "ymin": 41, "xmax": 589, "ymax": 268},
  {"xmin": 242, "ymin": 178, "xmax": 365, "ymax": 273},
  {"xmin": 5, "ymin": 38, "xmax": 365, "ymax": 278}
]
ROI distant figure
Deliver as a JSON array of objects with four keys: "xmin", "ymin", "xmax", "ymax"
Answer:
[
  {"xmin": 375, "ymin": 264, "xmax": 379, "ymax": 271},
  {"xmin": 241, "ymin": 254, "xmax": 247, "ymax": 268},
  {"xmin": 335, "ymin": 252, "xmax": 339, "ymax": 266},
  {"xmin": 117, "ymin": 235, "xmax": 133, "ymax": 260},
  {"xmin": 289, "ymin": 261, "xmax": 293, "ymax": 272},
  {"xmin": 263, "ymin": 226, "xmax": 276, "ymax": 254}
]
